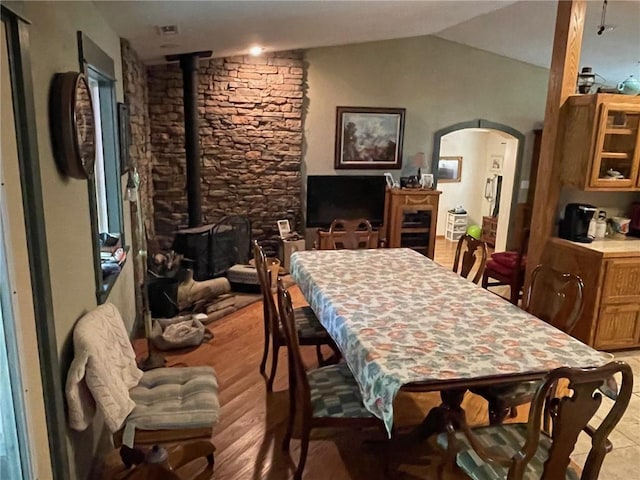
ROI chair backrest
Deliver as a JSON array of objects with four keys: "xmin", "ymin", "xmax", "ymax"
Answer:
[
  {"xmin": 515, "ymin": 361, "xmax": 633, "ymax": 480},
  {"xmin": 253, "ymin": 241, "xmax": 279, "ymax": 336},
  {"xmin": 328, "ymin": 218, "xmax": 373, "ymax": 249},
  {"xmin": 276, "ymin": 280, "xmax": 311, "ymax": 412},
  {"xmin": 453, "ymin": 234, "xmax": 488, "ymax": 284},
  {"xmin": 525, "ymin": 264, "xmax": 584, "ymax": 334}
]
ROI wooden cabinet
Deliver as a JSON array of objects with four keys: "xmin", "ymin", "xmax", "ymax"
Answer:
[
  {"xmin": 383, "ymin": 188, "xmax": 441, "ymax": 258},
  {"xmin": 481, "ymin": 216, "xmax": 498, "ymax": 248},
  {"xmin": 560, "ymin": 94, "xmax": 640, "ymax": 191},
  {"xmin": 445, "ymin": 212, "xmax": 467, "ymax": 242},
  {"xmin": 542, "ymin": 237, "xmax": 640, "ymax": 350}
]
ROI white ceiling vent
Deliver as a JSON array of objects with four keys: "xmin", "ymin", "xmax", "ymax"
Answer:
[{"xmin": 156, "ymin": 25, "xmax": 179, "ymax": 36}]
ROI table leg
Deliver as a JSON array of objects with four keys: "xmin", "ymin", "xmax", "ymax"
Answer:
[{"xmin": 416, "ymin": 388, "xmax": 466, "ymax": 440}]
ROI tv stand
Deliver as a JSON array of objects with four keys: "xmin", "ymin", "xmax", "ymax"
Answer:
[
  {"xmin": 315, "ymin": 229, "xmax": 381, "ymax": 250},
  {"xmin": 383, "ymin": 188, "xmax": 441, "ymax": 258}
]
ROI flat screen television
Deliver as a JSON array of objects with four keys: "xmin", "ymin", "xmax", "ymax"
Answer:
[{"xmin": 306, "ymin": 175, "xmax": 386, "ymax": 228}]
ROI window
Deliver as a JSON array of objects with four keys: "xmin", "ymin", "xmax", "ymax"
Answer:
[{"xmin": 78, "ymin": 32, "xmax": 125, "ymax": 303}]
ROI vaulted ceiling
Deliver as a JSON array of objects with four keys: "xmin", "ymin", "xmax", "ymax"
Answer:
[{"xmin": 97, "ymin": 0, "xmax": 640, "ymax": 87}]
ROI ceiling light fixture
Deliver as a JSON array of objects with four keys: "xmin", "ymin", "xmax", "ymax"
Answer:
[
  {"xmin": 596, "ymin": 0, "xmax": 616, "ymax": 35},
  {"xmin": 249, "ymin": 46, "xmax": 264, "ymax": 56}
]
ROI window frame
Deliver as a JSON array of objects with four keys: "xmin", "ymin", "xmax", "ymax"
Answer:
[{"xmin": 77, "ymin": 31, "xmax": 126, "ymax": 303}]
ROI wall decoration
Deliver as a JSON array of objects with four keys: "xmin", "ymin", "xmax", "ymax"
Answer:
[
  {"xmin": 49, "ymin": 72, "xmax": 96, "ymax": 179},
  {"xmin": 117, "ymin": 102, "xmax": 131, "ymax": 174},
  {"xmin": 437, "ymin": 156, "xmax": 462, "ymax": 182},
  {"xmin": 490, "ymin": 154, "xmax": 503, "ymax": 173},
  {"xmin": 334, "ymin": 106, "xmax": 405, "ymax": 170}
]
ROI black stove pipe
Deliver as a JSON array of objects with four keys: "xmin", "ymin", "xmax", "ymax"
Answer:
[
  {"xmin": 180, "ymin": 54, "xmax": 201, "ymax": 228},
  {"xmin": 167, "ymin": 50, "xmax": 212, "ymax": 228}
]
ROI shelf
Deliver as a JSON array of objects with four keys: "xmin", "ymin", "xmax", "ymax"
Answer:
[
  {"xmin": 400, "ymin": 227, "xmax": 429, "ymax": 233},
  {"xmin": 595, "ymin": 177, "xmax": 632, "ymax": 182},
  {"xmin": 402, "ymin": 222, "xmax": 430, "ymax": 228},
  {"xmin": 600, "ymin": 152, "xmax": 630, "ymax": 159},
  {"xmin": 605, "ymin": 128, "xmax": 635, "ymax": 135}
]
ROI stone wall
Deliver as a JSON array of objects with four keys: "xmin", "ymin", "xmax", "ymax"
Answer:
[
  {"xmin": 121, "ymin": 39, "xmax": 153, "ymax": 318},
  {"xmin": 147, "ymin": 51, "xmax": 305, "ymax": 250}
]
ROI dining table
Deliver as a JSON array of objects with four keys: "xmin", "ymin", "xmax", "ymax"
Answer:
[{"xmin": 289, "ymin": 248, "xmax": 612, "ymax": 437}]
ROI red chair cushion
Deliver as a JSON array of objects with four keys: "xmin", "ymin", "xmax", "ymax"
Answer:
[
  {"xmin": 486, "ymin": 259, "xmax": 515, "ymax": 277},
  {"xmin": 491, "ymin": 251, "xmax": 527, "ymax": 269}
]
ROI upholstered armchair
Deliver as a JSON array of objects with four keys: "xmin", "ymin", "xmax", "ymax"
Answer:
[{"xmin": 65, "ymin": 303, "xmax": 220, "ymax": 476}]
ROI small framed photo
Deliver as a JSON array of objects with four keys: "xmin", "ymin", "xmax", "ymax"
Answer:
[
  {"xmin": 277, "ymin": 219, "xmax": 291, "ymax": 238},
  {"xmin": 437, "ymin": 156, "xmax": 462, "ymax": 183},
  {"xmin": 490, "ymin": 154, "xmax": 503, "ymax": 173},
  {"xmin": 334, "ymin": 106, "xmax": 405, "ymax": 170},
  {"xmin": 420, "ymin": 173, "xmax": 434, "ymax": 189},
  {"xmin": 384, "ymin": 172, "xmax": 398, "ymax": 189}
]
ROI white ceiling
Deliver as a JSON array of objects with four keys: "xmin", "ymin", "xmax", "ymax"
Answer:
[{"xmin": 96, "ymin": 0, "xmax": 640, "ymax": 87}]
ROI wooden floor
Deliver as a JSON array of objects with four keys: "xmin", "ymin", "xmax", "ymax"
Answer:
[{"xmin": 99, "ymin": 240, "xmax": 521, "ymax": 479}]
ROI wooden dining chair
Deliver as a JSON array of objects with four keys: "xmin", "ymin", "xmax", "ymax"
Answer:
[
  {"xmin": 438, "ymin": 361, "xmax": 633, "ymax": 480},
  {"xmin": 327, "ymin": 218, "xmax": 374, "ymax": 249},
  {"xmin": 277, "ymin": 279, "xmax": 383, "ymax": 480},
  {"xmin": 482, "ymin": 228, "xmax": 530, "ymax": 304},
  {"xmin": 452, "ymin": 234, "xmax": 488, "ymax": 284},
  {"xmin": 471, "ymin": 264, "xmax": 585, "ymax": 425},
  {"xmin": 253, "ymin": 241, "xmax": 338, "ymax": 391}
]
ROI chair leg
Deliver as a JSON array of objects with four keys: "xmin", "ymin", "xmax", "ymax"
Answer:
[
  {"xmin": 282, "ymin": 389, "xmax": 296, "ymax": 451},
  {"xmin": 259, "ymin": 324, "xmax": 270, "ymax": 375},
  {"xmin": 267, "ymin": 341, "xmax": 280, "ymax": 392},
  {"xmin": 509, "ymin": 278, "xmax": 520, "ymax": 305},
  {"xmin": 315, "ymin": 344, "xmax": 324, "ymax": 366},
  {"xmin": 482, "ymin": 272, "xmax": 489, "ymax": 289},
  {"xmin": 294, "ymin": 423, "xmax": 311, "ymax": 480}
]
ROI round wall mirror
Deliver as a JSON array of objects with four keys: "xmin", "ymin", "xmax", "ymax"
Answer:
[{"xmin": 50, "ymin": 71, "xmax": 96, "ymax": 179}]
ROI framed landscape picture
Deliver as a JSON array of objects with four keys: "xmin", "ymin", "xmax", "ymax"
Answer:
[
  {"xmin": 437, "ymin": 156, "xmax": 462, "ymax": 182},
  {"xmin": 334, "ymin": 106, "xmax": 405, "ymax": 170}
]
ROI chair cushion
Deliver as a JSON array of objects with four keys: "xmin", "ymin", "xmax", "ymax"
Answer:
[
  {"xmin": 227, "ymin": 264, "xmax": 259, "ymax": 285},
  {"xmin": 491, "ymin": 252, "xmax": 526, "ymax": 269},
  {"xmin": 436, "ymin": 424, "xmax": 579, "ymax": 480},
  {"xmin": 472, "ymin": 381, "xmax": 539, "ymax": 404},
  {"xmin": 294, "ymin": 306, "xmax": 330, "ymax": 340},
  {"xmin": 127, "ymin": 366, "xmax": 220, "ymax": 431},
  {"xmin": 308, "ymin": 362, "xmax": 374, "ymax": 419},
  {"xmin": 486, "ymin": 259, "xmax": 516, "ymax": 277}
]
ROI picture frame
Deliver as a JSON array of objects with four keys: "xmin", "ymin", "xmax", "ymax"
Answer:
[
  {"xmin": 420, "ymin": 173, "xmax": 434, "ymax": 189},
  {"xmin": 277, "ymin": 219, "xmax": 291, "ymax": 238},
  {"xmin": 384, "ymin": 172, "xmax": 398, "ymax": 189},
  {"xmin": 437, "ymin": 156, "xmax": 462, "ymax": 183},
  {"xmin": 334, "ymin": 106, "xmax": 405, "ymax": 170},
  {"xmin": 117, "ymin": 102, "xmax": 131, "ymax": 175},
  {"xmin": 490, "ymin": 154, "xmax": 503, "ymax": 173}
]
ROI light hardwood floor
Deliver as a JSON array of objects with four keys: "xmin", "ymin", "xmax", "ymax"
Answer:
[{"xmin": 97, "ymin": 239, "xmax": 637, "ymax": 479}]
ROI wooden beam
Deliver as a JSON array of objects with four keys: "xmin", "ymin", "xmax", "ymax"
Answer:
[{"xmin": 526, "ymin": 0, "xmax": 586, "ymax": 285}]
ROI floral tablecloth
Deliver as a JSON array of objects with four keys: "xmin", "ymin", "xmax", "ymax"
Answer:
[{"xmin": 290, "ymin": 248, "xmax": 612, "ymax": 435}]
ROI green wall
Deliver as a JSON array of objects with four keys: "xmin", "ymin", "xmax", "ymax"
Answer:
[
  {"xmin": 303, "ymin": 34, "xmax": 549, "ymax": 199},
  {"xmin": 20, "ymin": 1, "xmax": 136, "ymax": 478}
]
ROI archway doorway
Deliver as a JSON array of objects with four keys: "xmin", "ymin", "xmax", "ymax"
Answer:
[{"xmin": 431, "ymin": 119, "xmax": 525, "ymax": 252}]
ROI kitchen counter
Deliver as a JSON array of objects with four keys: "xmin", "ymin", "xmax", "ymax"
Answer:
[
  {"xmin": 548, "ymin": 236, "xmax": 640, "ymax": 258},
  {"xmin": 543, "ymin": 236, "xmax": 640, "ymax": 350}
]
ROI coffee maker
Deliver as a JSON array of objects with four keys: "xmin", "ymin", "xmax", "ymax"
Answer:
[{"xmin": 559, "ymin": 203, "xmax": 597, "ymax": 243}]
